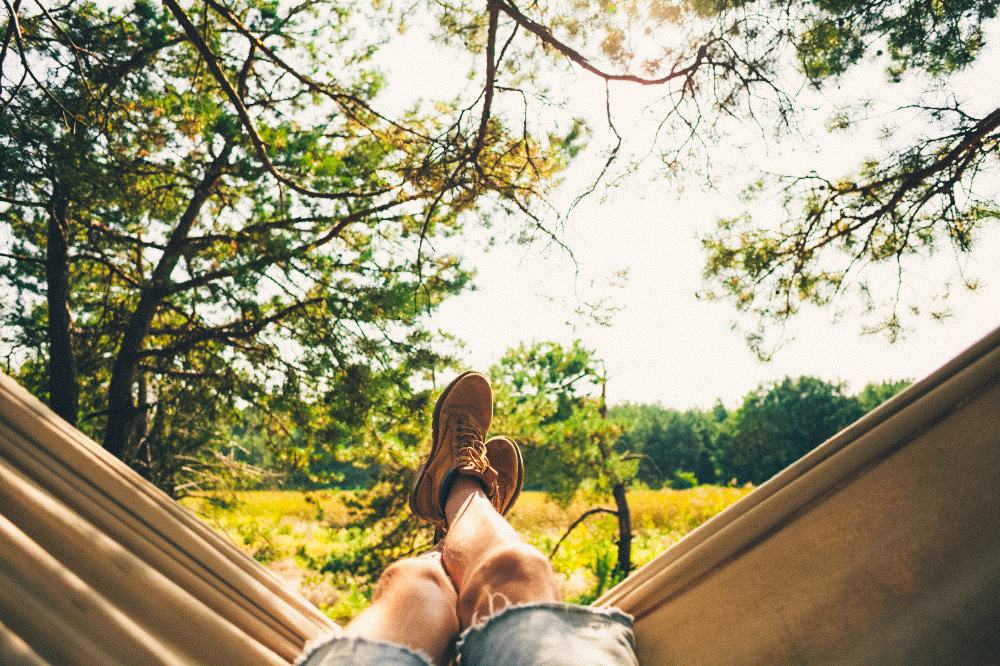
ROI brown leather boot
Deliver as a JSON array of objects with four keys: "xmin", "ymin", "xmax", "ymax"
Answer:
[
  {"xmin": 430, "ymin": 436, "xmax": 524, "ymax": 543},
  {"xmin": 409, "ymin": 371, "xmax": 496, "ymax": 526},
  {"xmin": 484, "ymin": 435, "xmax": 524, "ymax": 518}
]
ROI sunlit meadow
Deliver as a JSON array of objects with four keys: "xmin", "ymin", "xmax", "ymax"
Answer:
[{"xmin": 182, "ymin": 485, "xmax": 752, "ymax": 623}]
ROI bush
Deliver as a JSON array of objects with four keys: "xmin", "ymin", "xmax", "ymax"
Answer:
[{"xmin": 669, "ymin": 470, "xmax": 699, "ymax": 489}]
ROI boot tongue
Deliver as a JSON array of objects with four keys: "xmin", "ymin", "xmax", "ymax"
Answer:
[
  {"xmin": 481, "ymin": 465, "xmax": 499, "ymax": 499},
  {"xmin": 455, "ymin": 440, "xmax": 488, "ymax": 472}
]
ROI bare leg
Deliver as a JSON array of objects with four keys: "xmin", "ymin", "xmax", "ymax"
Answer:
[
  {"xmin": 344, "ymin": 552, "xmax": 459, "ymax": 665},
  {"xmin": 441, "ymin": 477, "xmax": 560, "ymax": 628}
]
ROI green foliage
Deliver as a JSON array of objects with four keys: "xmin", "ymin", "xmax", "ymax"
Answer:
[
  {"xmin": 484, "ymin": 338, "xmax": 911, "ymax": 494},
  {"xmin": 425, "ymin": 0, "xmax": 999, "ymax": 346},
  {"xmin": 669, "ymin": 470, "xmax": 700, "ymax": 489},
  {"xmin": 611, "ymin": 403, "xmax": 719, "ymax": 487},
  {"xmin": 713, "ymin": 376, "xmax": 862, "ymax": 484},
  {"xmin": 491, "ymin": 339, "xmax": 644, "ymax": 573},
  {"xmin": 695, "ymin": 0, "xmax": 999, "ymax": 346},
  {"xmin": 796, "ymin": 0, "xmax": 998, "ymax": 81},
  {"xmin": 710, "ymin": 375, "xmax": 910, "ymax": 484},
  {"xmin": 855, "ymin": 379, "xmax": 913, "ymax": 413},
  {"xmin": 0, "ymin": 1, "xmax": 565, "ymax": 491},
  {"xmin": 491, "ymin": 340, "xmax": 636, "ymax": 500},
  {"xmin": 570, "ymin": 544, "xmax": 623, "ymax": 605},
  {"xmin": 305, "ymin": 387, "xmax": 441, "ymax": 581},
  {"xmin": 607, "ymin": 376, "xmax": 910, "ymax": 488}
]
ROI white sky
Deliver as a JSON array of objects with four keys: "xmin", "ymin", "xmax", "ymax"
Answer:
[{"xmin": 373, "ymin": 14, "xmax": 1000, "ymax": 408}]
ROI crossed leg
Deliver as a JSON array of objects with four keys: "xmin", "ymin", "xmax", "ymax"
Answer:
[
  {"xmin": 342, "ymin": 475, "xmax": 559, "ymax": 664},
  {"xmin": 441, "ymin": 476, "xmax": 559, "ymax": 629},
  {"xmin": 343, "ymin": 551, "xmax": 459, "ymax": 665}
]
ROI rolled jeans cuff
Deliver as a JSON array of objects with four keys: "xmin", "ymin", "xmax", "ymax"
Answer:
[
  {"xmin": 296, "ymin": 633, "xmax": 433, "ymax": 666},
  {"xmin": 456, "ymin": 601, "xmax": 639, "ymax": 665}
]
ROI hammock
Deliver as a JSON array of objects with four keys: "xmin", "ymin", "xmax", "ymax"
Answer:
[{"xmin": 2, "ymin": 326, "xmax": 998, "ymax": 664}]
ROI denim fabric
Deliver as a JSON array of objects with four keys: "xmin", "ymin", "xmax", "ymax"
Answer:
[
  {"xmin": 297, "ymin": 603, "xmax": 638, "ymax": 666},
  {"xmin": 457, "ymin": 602, "xmax": 639, "ymax": 666},
  {"xmin": 296, "ymin": 634, "xmax": 433, "ymax": 666}
]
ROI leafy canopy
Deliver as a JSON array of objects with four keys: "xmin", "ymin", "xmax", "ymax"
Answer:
[
  {"xmin": 0, "ymin": 0, "xmax": 567, "ymax": 488},
  {"xmin": 491, "ymin": 340, "xmax": 638, "ymax": 501}
]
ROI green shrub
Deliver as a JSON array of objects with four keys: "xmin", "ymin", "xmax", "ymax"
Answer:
[{"xmin": 669, "ymin": 470, "xmax": 699, "ymax": 489}]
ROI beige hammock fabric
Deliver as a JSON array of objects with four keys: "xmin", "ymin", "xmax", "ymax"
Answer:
[
  {"xmin": 2, "ymin": 326, "xmax": 998, "ymax": 664},
  {"xmin": 0, "ymin": 373, "xmax": 338, "ymax": 665},
  {"xmin": 597, "ymin": 325, "xmax": 1000, "ymax": 664}
]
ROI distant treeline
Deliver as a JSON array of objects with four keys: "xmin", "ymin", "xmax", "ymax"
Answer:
[{"xmin": 607, "ymin": 376, "xmax": 911, "ymax": 488}]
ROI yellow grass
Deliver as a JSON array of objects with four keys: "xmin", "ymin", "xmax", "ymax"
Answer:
[
  {"xmin": 507, "ymin": 486, "xmax": 753, "ymax": 532},
  {"xmin": 181, "ymin": 485, "xmax": 753, "ymax": 622}
]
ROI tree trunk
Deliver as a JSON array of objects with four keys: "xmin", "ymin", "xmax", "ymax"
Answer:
[
  {"xmin": 597, "ymin": 372, "xmax": 632, "ymax": 575},
  {"xmin": 103, "ymin": 147, "xmax": 230, "ymax": 460},
  {"xmin": 103, "ymin": 293, "xmax": 161, "ymax": 460},
  {"xmin": 45, "ymin": 192, "xmax": 79, "ymax": 426},
  {"xmin": 612, "ymin": 481, "xmax": 632, "ymax": 576}
]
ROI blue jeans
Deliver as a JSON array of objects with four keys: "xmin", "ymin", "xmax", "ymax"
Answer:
[{"xmin": 297, "ymin": 602, "xmax": 638, "ymax": 665}]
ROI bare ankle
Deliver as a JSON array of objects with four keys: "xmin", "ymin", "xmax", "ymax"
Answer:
[{"xmin": 444, "ymin": 475, "xmax": 489, "ymax": 524}]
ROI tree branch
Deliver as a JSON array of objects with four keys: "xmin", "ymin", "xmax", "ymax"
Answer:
[
  {"xmin": 496, "ymin": 0, "xmax": 713, "ymax": 85},
  {"xmin": 166, "ymin": 195, "xmax": 416, "ymax": 294},
  {"xmin": 162, "ymin": 0, "xmax": 380, "ymax": 202},
  {"xmin": 548, "ymin": 507, "xmax": 618, "ymax": 559},
  {"xmin": 470, "ymin": 0, "xmax": 500, "ymax": 165}
]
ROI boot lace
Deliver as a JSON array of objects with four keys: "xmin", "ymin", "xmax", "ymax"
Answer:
[{"xmin": 454, "ymin": 417, "xmax": 488, "ymax": 472}]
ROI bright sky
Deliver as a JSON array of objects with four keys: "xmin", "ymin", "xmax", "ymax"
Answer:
[{"xmin": 374, "ymin": 15, "xmax": 1000, "ymax": 408}]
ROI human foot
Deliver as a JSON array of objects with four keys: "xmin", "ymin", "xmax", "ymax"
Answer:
[{"xmin": 410, "ymin": 372, "xmax": 496, "ymax": 526}]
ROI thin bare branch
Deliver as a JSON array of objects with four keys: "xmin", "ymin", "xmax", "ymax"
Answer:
[{"xmin": 549, "ymin": 507, "xmax": 618, "ymax": 559}]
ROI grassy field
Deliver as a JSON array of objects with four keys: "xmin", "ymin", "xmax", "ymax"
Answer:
[{"xmin": 182, "ymin": 485, "xmax": 753, "ymax": 623}]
